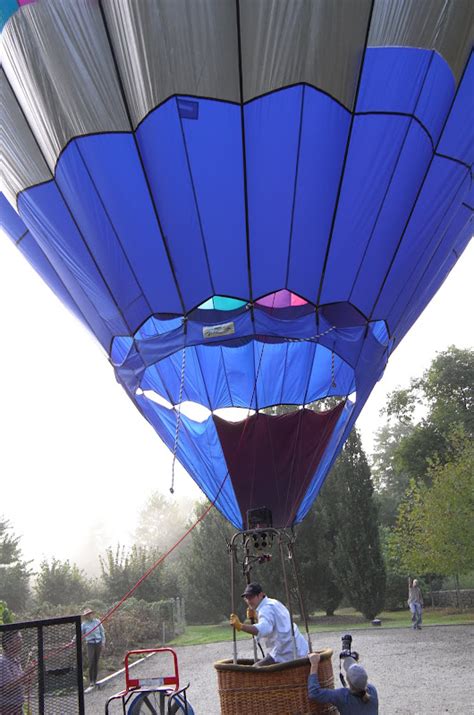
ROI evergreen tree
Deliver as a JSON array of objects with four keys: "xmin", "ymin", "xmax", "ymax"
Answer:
[
  {"xmin": 180, "ymin": 500, "xmax": 319, "ymax": 624},
  {"xmin": 379, "ymin": 526, "xmax": 409, "ymax": 610},
  {"xmin": 331, "ymin": 430, "xmax": 386, "ymax": 619},
  {"xmin": 180, "ymin": 503, "xmax": 233, "ymax": 623},
  {"xmin": 295, "ymin": 478, "xmax": 343, "ymax": 616},
  {"xmin": 0, "ymin": 517, "xmax": 31, "ymax": 613}
]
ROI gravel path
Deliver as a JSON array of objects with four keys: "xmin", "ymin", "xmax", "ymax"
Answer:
[{"xmin": 86, "ymin": 624, "xmax": 472, "ymax": 714}]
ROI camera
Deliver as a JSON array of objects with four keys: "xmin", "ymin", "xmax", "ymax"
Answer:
[{"xmin": 339, "ymin": 633, "xmax": 359, "ymax": 661}]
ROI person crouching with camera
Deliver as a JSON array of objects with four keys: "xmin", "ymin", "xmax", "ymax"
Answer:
[{"xmin": 308, "ymin": 641, "xmax": 378, "ymax": 713}]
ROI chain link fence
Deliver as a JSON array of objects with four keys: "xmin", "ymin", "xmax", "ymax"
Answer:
[{"xmin": 0, "ymin": 615, "xmax": 84, "ymax": 714}]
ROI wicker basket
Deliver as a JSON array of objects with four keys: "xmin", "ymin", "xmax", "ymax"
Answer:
[{"xmin": 214, "ymin": 648, "xmax": 338, "ymax": 715}]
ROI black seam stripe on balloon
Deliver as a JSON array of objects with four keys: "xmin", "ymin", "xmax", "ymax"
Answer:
[
  {"xmin": 14, "ymin": 229, "xmax": 29, "ymax": 245},
  {"xmin": 315, "ymin": 0, "xmax": 376, "ymax": 307},
  {"xmin": 74, "ymin": 141, "xmax": 155, "ymax": 320},
  {"xmin": 368, "ymin": 49, "xmax": 473, "ymax": 323},
  {"xmin": 11, "ymin": 93, "xmax": 460, "ymax": 210},
  {"xmin": 191, "ymin": 346, "xmax": 214, "ymax": 411},
  {"xmin": 175, "ymin": 95, "xmax": 215, "ymax": 296},
  {"xmin": 388, "ymin": 171, "xmax": 472, "ymax": 340},
  {"xmin": 3, "ymin": 72, "xmax": 134, "ymax": 343},
  {"xmin": 347, "ymin": 51, "xmax": 436, "ymax": 309},
  {"xmin": 12, "ymin": 228, "xmax": 98, "ymax": 341},
  {"xmin": 236, "ymin": 0, "xmax": 253, "ymax": 305},
  {"xmin": 97, "ymin": 0, "xmax": 186, "ymax": 316},
  {"xmin": 302, "ymin": 342, "xmax": 319, "ymax": 407}
]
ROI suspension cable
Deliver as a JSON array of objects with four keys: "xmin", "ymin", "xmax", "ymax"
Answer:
[
  {"xmin": 170, "ymin": 345, "xmax": 186, "ymax": 494},
  {"xmin": 288, "ymin": 538, "xmax": 313, "ymax": 651}
]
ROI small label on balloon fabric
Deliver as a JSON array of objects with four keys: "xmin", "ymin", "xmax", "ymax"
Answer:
[{"xmin": 203, "ymin": 322, "xmax": 235, "ymax": 338}]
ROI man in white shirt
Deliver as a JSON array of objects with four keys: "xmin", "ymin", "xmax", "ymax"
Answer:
[{"xmin": 230, "ymin": 582, "xmax": 309, "ymax": 666}]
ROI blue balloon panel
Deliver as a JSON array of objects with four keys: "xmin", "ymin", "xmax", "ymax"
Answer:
[{"xmin": 1, "ymin": 6, "xmax": 472, "ymax": 531}]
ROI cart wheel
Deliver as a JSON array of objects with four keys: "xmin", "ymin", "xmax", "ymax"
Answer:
[
  {"xmin": 127, "ymin": 692, "xmax": 160, "ymax": 714},
  {"xmin": 168, "ymin": 692, "xmax": 195, "ymax": 715},
  {"xmin": 126, "ymin": 691, "xmax": 194, "ymax": 715}
]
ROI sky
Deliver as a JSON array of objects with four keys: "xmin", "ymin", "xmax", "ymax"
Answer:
[{"xmin": 0, "ymin": 230, "xmax": 473, "ymax": 573}]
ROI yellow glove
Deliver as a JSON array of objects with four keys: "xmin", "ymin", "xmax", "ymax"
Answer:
[
  {"xmin": 230, "ymin": 613, "xmax": 242, "ymax": 631},
  {"xmin": 246, "ymin": 607, "xmax": 258, "ymax": 622}
]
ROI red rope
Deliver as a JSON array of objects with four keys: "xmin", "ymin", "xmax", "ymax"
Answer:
[
  {"xmin": 14, "ymin": 324, "xmax": 275, "ymax": 678},
  {"xmin": 77, "ymin": 472, "xmax": 229, "ymax": 644},
  {"xmin": 3, "ymin": 478, "xmax": 230, "ymax": 696},
  {"xmin": 95, "ymin": 324, "xmax": 271, "ymax": 629}
]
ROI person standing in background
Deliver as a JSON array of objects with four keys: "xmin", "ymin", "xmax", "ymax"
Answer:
[
  {"xmin": 0, "ymin": 631, "xmax": 34, "ymax": 715},
  {"xmin": 407, "ymin": 577, "xmax": 424, "ymax": 630},
  {"xmin": 81, "ymin": 608, "xmax": 105, "ymax": 691}
]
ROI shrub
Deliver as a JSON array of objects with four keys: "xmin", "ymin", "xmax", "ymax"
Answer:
[{"xmin": 103, "ymin": 598, "xmax": 176, "ymax": 656}]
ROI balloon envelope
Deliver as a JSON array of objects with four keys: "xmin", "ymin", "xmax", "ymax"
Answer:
[{"xmin": 1, "ymin": 0, "xmax": 472, "ymax": 527}]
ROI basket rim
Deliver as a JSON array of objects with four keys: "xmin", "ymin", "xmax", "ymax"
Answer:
[{"xmin": 214, "ymin": 647, "xmax": 333, "ymax": 672}]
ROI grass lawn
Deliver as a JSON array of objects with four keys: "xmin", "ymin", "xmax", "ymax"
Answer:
[
  {"xmin": 168, "ymin": 607, "xmax": 474, "ymax": 647},
  {"xmin": 169, "ymin": 623, "xmax": 250, "ymax": 647}
]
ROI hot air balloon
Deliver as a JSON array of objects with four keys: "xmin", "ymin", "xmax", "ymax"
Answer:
[{"xmin": 1, "ymin": 0, "xmax": 473, "ymax": 532}]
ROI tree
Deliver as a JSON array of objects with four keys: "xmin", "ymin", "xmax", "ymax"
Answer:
[
  {"xmin": 180, "ymin": 499, "xmax": 322, "ymax": 624},
  {"xmin": 294, "ymin": 499, "xmax": 342, "ymax": 616},
  {"xmin": 372, "ymin": 346, "xmax": 474, "ymax": 545},
  {"xmin": 134, "ymin": 493, "xmax": 191, "ymax": 557},
  {"xmin": 390, "ymin": 433, "xmax": 474, "ymax": 583},
  {"xmin": 180, "ymin": 502, "xmax": 233, "ymax": 623},
  {"xmin": 388, "ymin": 480, "xmax": 428, "ymax": 575},
  {"xmin": 0, "ymin": 518, "xmax": 31, "ymax": 613},
  {"xmin": 100, "ymin": 544, "xmax": 169, "ymax": 604},
  {"xmin": 0, "ymin": 601, "xmax": 14, "ymax": 624},
  {"xmin": 34, "ymin": 558, "xmax": 91, "ymax": 607},
  {"xmin": 383, "ymin": 347, "xmax": 474, "ymax": 484},
  {"xmin": 419, "ymin": 347, "xmax": 474, "ymax": 436},
  {"xmin": 331, "ymin": 431, "xmax": 386, "ymax": 620},
  {"xmin": 371, "ymin": 421, "xmax": 415, "ymax": 526},
  {"xmin": 379, "ymin": 526, "xmax": 409, "ymax": 610},
  {"xmin": 421, "ymin": 435, "xmax": 474, "ymax": 578}
]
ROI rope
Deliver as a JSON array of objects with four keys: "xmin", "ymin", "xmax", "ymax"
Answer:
[
  {"xmin": 3, "ymin": 482, "xmax": 231, "ymax": 692},
  {"xmin": 92, "ymin": 321, "xmax": 269, "ymax": 653},
  {"xmin": 288, "ymin": 540, "xmax": 312, "ymax": 652},
  {"xmin": 331, "ymin": 349, "xmax": 336, "ymax": 388},
  {"xmin": 83, "ymin": 323, "xmax": 338, "ymax": 650},
  {"xmin": 11, "ymin": 316, "xmax": 335, "ymax": 685},
  {"xmin": 74, "ymin": 475, "xmax": 232, "ymax": 652},
  {"xmin": 278, "ymin": 536, "xmax": 297, "ymax": 661},
  {"xmin": 281, "ymin": 324, "xmax": 336, "ymax": 343},
  {"xmin": 170, "ymin": 346, "xmax": 186, "ymax": 494}
]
